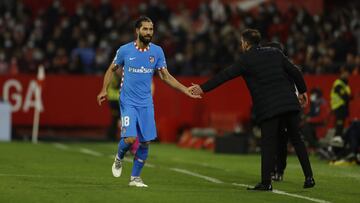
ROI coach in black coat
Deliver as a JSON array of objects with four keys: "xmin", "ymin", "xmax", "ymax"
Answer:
[{"xmin": 189, "ymin": 29, "xmax": 315, "ymax": 190}]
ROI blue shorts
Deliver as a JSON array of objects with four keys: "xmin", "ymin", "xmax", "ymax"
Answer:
[{"xmin": 120, "ymin": 103, "xmax": 157, "ymax": 142}]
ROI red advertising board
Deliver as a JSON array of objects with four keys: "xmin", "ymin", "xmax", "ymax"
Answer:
[
  {"xmin": 1, "ymin": 74, "xmax": 360, "ymax": 142},
  {"xmin": 0, "ymin": 75, "xmax": 110, "ymax": 126}
]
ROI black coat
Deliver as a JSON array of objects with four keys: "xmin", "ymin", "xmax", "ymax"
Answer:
[{"xmin": 200, "ymin": 45, "xmax": 307, "ymax": 123}]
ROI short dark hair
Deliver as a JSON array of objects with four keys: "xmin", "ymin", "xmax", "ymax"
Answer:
[
  {"xmin": 135, "ymin": 16, "xmax": 153, "ymax": 29},
  {"xmin": 241, "ymin": 29, "xmax": 261, "ymax": 46}
]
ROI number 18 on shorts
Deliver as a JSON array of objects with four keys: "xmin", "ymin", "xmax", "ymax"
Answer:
[{"xmin": 120, "ymin": 103, "xmax": 157, "ymax": 142}]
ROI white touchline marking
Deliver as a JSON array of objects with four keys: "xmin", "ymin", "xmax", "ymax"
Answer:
[
  {"xmin": 170, "ymin": 168, "xmax": 224, "ymax": 184},
  {"xmin": 145, "ymin": 163, "xmax": 155, "ymax": 168},
  {"xmin": 52, "ymin": 143, "xmax": 331, "ymax": 203},
  {"xmin": 169, "ymin": 167, "xmax": 331, "ymax": 203},
  {"xmin": 171, "ymin": 158, "xmax": 231, "ymax": 172},
  {"xmin": 53, "ymin": 144, "xmax": 155, "ymax": 168},
  {"xmin": 79, "ymin": 148, "xmax": 103, "ymax": 157},
  {"xmin": 53, "ymin": 143, "xmax": 69, "ymax": 150},
  {"xmin": 232, "ymin": 183, "xmax": 252, "ymax": 188},
  {"xmin": 320, "ymin": 170, "xmax": 360, "ymax": 180},
  {"xmin": 53, "ymin": 144, "xmax": 103, "ymax": 157},
  {"xmin": 232, "ymin": 183, "xmax": 332, "ymax": 203},
  {"xmin": 272, "ymin": 190, "xmax": 331, "ymax": 203}
]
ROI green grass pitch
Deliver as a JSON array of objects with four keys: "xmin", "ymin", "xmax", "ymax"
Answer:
[{"xmin": 0, "ymin": 142, "xmax": 359, "ymax": 203}]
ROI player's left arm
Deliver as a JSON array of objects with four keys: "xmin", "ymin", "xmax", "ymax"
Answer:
[
  {"xmin": 97, "ymin": 47, "xmax": 124, "ymax": 106},
  {"xmin": 158, "ymin": 68, "xmax": 201, "ymax": 99},
  {"xmin": 156, "ymin": 47, "xmax": 200, "ymax": 98}
]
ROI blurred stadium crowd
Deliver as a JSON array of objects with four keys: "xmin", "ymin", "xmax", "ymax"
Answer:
[{"xmin": 0, "ymin": 0, "xmax": 359, "ymax": 75}]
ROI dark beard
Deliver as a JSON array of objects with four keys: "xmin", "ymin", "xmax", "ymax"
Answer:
[{"xmin": 139, "ymin": 34, "xmax": 152, "ymax": 45}]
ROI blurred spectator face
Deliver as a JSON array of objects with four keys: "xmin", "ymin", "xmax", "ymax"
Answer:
[
  {"xmin": 340, "ymin": 68, "xmax": 350, "ymax": 79},
  {"xmin": 346, "ymin": 53, "xmax": 355, "ymax": 65},
  {"xmin": 46, "ymin": 41, "xmax": 56, "ymax": 54},
  {"xmin": 355, "ymin": 56, "xmax": 360, "ymax": 65},
  {"xmin": 137, "ymin": 21, "xmax": 154, "ymax": 44},
  {"xmin": 323, "ymin": 56, "xmax": 331, "ymax": 65},
  {"xmin": 78, "ymin": 39, "xmax": 86, "ymax": 48},
  {"xmin": 310, "ymin": 94, "xmax": 317, "ymax": 102},
  {"xmin": 310, "ymin": 88, "xmax": 322, "ymax": 103},
  {"xmin": 327, "ymin": 49, "xmax": 335, "ymax": 58},
  {"xmin": 0, "ymin": 52, "xmax": 5, "ymax": 61}
]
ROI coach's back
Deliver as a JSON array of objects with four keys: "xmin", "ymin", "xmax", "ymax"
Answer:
[{"xmin": 240, "ymin": 45, "xmax": 304, "ymax": 122}]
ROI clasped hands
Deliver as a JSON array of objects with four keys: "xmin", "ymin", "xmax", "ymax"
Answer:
[
  {"xmin": 184, "ymin": 83, "xmax": 204, "ymax": 99},
  {"xmin": 185, "ymin": 83, "xmax": 309, "ymax": 109}
]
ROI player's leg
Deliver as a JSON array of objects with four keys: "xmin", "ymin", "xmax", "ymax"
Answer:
[
  {"xmin": 112, "ymin": 104, "xmax": 138, "ymax": 178},
  {"xmin": 130, "ymin": 137, "xmax": 140, "ymax": 155},
  {"xmin": 129, "ymin": 106, "xmax": 157, "ymax": 187},
  {"xmin": 129, "ymin": 141, "xmax": 150, "ymax": 187}
]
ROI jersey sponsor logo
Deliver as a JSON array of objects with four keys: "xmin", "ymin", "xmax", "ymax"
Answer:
[
  {"xmin": 128, "ymin": 66, "xmax": 154, "ymax": 74},
  {"xmin": 149, "ymin": 56, "xmax": 155, "ymax": 63}
]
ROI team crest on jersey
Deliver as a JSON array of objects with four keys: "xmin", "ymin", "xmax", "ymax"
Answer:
[
  {"xmin": 121, "ymin": 127, "xmax": 126, "ymax": 135},
  {"xmin": 149, "ymin": 56, "xmax": 155, "ymax": 63}
]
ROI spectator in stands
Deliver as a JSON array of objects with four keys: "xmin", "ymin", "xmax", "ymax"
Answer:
[
  {"xmin": 0, "ymin": 0, "xmax": 359, "ymax": 76},
  {"xmin": 71, "ymin": 39, "xmax": 96, "ymax": 74},
  {"xmin": 0, "ymin": 51, "xmax": 8, "ymax": 74},
  {"xmin": 331, "ymin": 120, "xmax": 360, "ymax": 165},
  {"xmin": 52, "ymin": 47, "xmax": 69, "ymax": 73},
  {"xmin": 301, "ymin": 88, "xmax": 330, "ymax": 153},
  {"xmin": 350, "ymin": 55, "xmax": 360, "ymax": 75},
  {"xmin": 94, "ymin": 40, "xmax": 112, "ymax": 74}
]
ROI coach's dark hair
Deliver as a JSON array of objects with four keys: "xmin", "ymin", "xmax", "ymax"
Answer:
[
  {"xmin": 135, "ymin": 16, "xmax": 153, "ymax": 29},
  {"xmin": 241, "ymin": 29, "xmax": 261, "ymax": 46}
]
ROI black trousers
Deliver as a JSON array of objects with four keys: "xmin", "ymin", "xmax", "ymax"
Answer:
[
  {"xmin": 344, "ymin": 121, "xmax": 360, "ymax": 155},
  {"xmin": 273, "ymin": 127, "xmax": 288, "ymax": 175},
  {"xmin": 334, "ymin": 106, "xmax": 348, "ymax": 137},
  {"xmin": 260, "ymin": 111, "xmax": 313, "ymax": 184}
]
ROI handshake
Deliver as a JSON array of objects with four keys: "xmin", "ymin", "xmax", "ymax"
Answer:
[
  {"xmin": 184, "ymin": 83, "xmax": 309, "ymax": 109},
  {"xmin": 184, "ymin": 83, "xmax": 204, "ymax": 99}
]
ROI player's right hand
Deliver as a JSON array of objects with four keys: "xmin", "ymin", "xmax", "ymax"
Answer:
[{"xmin": 97, "ymin": 91, "xmax": 107, "ymax": 106}]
